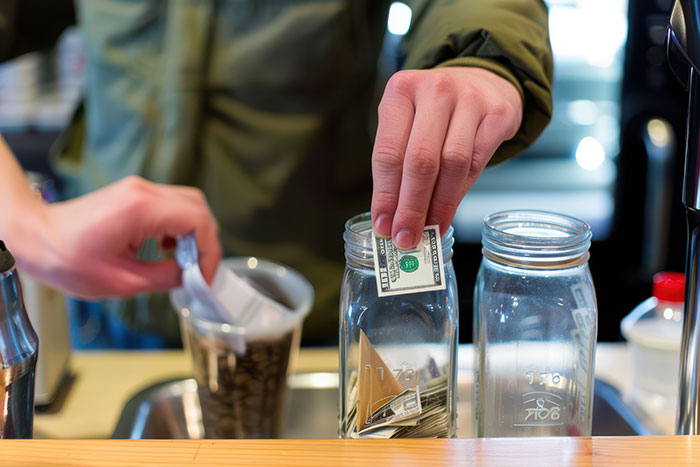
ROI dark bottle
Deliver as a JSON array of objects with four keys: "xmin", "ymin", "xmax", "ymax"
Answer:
[{"xmin": 0, "ymin": 240, "xmax": 39, "ymax": 439}]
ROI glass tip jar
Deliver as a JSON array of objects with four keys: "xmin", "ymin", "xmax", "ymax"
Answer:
[
  {"xmin": 473, "ymin": 210, "xmax": 598, "ymax": 438},
  {"xmin": 339, "ymin": 213, "xmax": 459, "ymax": 439}
]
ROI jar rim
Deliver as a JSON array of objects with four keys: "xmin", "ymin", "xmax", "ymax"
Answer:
[
  {"xmin": 345, "ymin": 212, "xmax": 374, "ymax": 237},
  {"xmin": 344, "ymin": 212, "xmax": 454, "ymax": 265},
  {"xmin": 482, "ymin": 210, "xmax": 592, "ymax": 269}
]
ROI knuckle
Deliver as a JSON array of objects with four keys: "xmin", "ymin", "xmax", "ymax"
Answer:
[
  {"xmin": 430, "ymin": 73, "xmax": 454, "ymax": 95},
  {"xmin": 373, "ymin": 145, "xmax": 405, "ymax": 170},
  {"xmin": 441, "ymin": 148, "xmax": 472, "ymax": 174},
  {"xmin": 469, "ymin": 153, "xmax": 489, "ymax": 176},
  {"xmin": 406, "ymin": 147, "xmax": 439, "ymax": 177},
  {"xmin": 458, "ymin": 81, "xmax": 481, "ymax": 101},
  {"xmin": 188, "ymin": 186, "xmax": 208, "ymax": 204},
  {"xmin": 121, "ymin": 175, "xmax": 149, "ymax": 192},
  {"xmin": 385, "ymin": 70, "xmax": 419, "ymax": 100},
  {"xmin": 489, "ymin": 101, "xmax": 511, "ymax": 119}
]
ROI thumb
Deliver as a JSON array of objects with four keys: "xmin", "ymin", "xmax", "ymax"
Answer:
[{"xmin": 135, "ymin": 190, "xmax": 222, "ymax": 285}]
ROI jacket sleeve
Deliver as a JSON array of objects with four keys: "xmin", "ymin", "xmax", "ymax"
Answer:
[
  {"xmin": 401, "ymin": 0, "xmax": 553, "ymax": 165},
  {"xmin": 0, "ymin": 0, "xmax": 76, "ymax": 62}
]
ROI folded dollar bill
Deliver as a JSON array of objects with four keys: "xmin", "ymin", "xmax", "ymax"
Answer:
[{"xmin": 372, "ymin": 225, "xmax": 446, "ymax": 297}]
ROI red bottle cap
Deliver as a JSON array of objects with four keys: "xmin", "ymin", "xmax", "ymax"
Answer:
[{"xmin": 652, "ymin": 272, "xmax": 685, "ymax": 303}]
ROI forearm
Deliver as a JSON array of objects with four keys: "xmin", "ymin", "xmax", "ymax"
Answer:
[{"xmin": 0, "ymin": 135, "xmax": 49, "ymax": 270}]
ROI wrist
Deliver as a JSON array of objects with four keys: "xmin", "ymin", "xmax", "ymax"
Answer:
[{"xmin": 2, "ymin": 196, "xmax": 53, "ymax": 277}]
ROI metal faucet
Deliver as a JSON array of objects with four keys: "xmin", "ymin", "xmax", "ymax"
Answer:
[{"xmin": 668, "ymin": 0, "xmax": 700, "ymax": 435}]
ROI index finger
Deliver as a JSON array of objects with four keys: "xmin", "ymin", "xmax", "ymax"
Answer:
[
  {"xmin": 371, "ymin": 94, "xmax": 415, "ymax": 238},
  {"xmin": 390, "ymin": 93, "xmax": 453, "ymax": 249}
]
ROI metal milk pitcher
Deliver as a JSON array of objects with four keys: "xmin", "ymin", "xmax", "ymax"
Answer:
[{"xmin": 0, "ymin": 240, "xmax": 39, "ymax": 439}]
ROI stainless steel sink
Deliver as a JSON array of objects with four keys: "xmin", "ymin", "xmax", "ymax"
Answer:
[{"xmin": 113, "ymin": 372, "xmax": 654, "ymax": 438}]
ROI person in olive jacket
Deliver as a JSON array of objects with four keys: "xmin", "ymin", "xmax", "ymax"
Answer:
[{"xmin": 0, "ymin": 0, "xmax": 552, "ymax": 345}]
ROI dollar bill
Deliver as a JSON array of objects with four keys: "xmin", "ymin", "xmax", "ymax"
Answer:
[
  {"xmin": 359, "ymin": 387, "xmax": 422, "ymax": 434},
  {"xmin": 372, "ymin": 225, "xmax": 446, "ymax": 297}
]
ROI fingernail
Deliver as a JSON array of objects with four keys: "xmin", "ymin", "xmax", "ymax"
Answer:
[
  {"xmin": 374, "ymin": 214, "xmax": 393, "ymax": 238},
  {"xmin": 394, "ymin": 229, "xmax": 416, "ymax": 249}
]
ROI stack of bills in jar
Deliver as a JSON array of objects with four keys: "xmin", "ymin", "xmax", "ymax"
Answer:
[{"xmin": 344, "ymin": 331, "xmax": 450, "ymax": 439}]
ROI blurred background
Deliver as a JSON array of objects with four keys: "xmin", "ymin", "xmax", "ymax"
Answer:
[{"xmin": 0, "ymin": 0, "xmax": 687, "ymax": 346}]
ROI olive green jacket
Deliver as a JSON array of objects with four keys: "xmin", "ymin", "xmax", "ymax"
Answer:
[{"xmin": 1, "ymin": 0, "xmax": 552, "ymax": 345}]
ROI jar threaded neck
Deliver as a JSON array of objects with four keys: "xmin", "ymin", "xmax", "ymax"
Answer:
[
  {"xmin": 481, "ymin": 210, "xmax": 591, "ymax": 269},
  {"xmin": 343, "ymin": 212, "xmax": 454, "ymax": 267}
]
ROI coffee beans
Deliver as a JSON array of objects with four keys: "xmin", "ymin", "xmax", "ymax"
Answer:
[{"xmin": 188, "ymin": 330, "xmax": 295, "ymax": 439}]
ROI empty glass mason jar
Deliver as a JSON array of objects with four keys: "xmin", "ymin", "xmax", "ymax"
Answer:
[
  {"xmin": 473, "ymin": 210, "xmax": 597, "ymax": 437},
  {"xmin": 339, "ymin": 213, "xmax": 458, "ymax": 439}
]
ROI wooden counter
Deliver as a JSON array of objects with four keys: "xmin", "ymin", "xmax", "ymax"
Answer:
[
  {"xmin": 2, "ymin": 437, "xmax": 699, "ymax": 466},
  {"xmin": 34, "ymin": 344, "xmax": 639, "ymax": 439},
  {"xmin": 20, "ymin": 344, "xmax": 693, "ymax": 465}
]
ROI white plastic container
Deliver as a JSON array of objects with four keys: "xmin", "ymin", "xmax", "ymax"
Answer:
[{"xmin": 621, "ymin": 272, "xmax": 684, "ymax": 417}]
